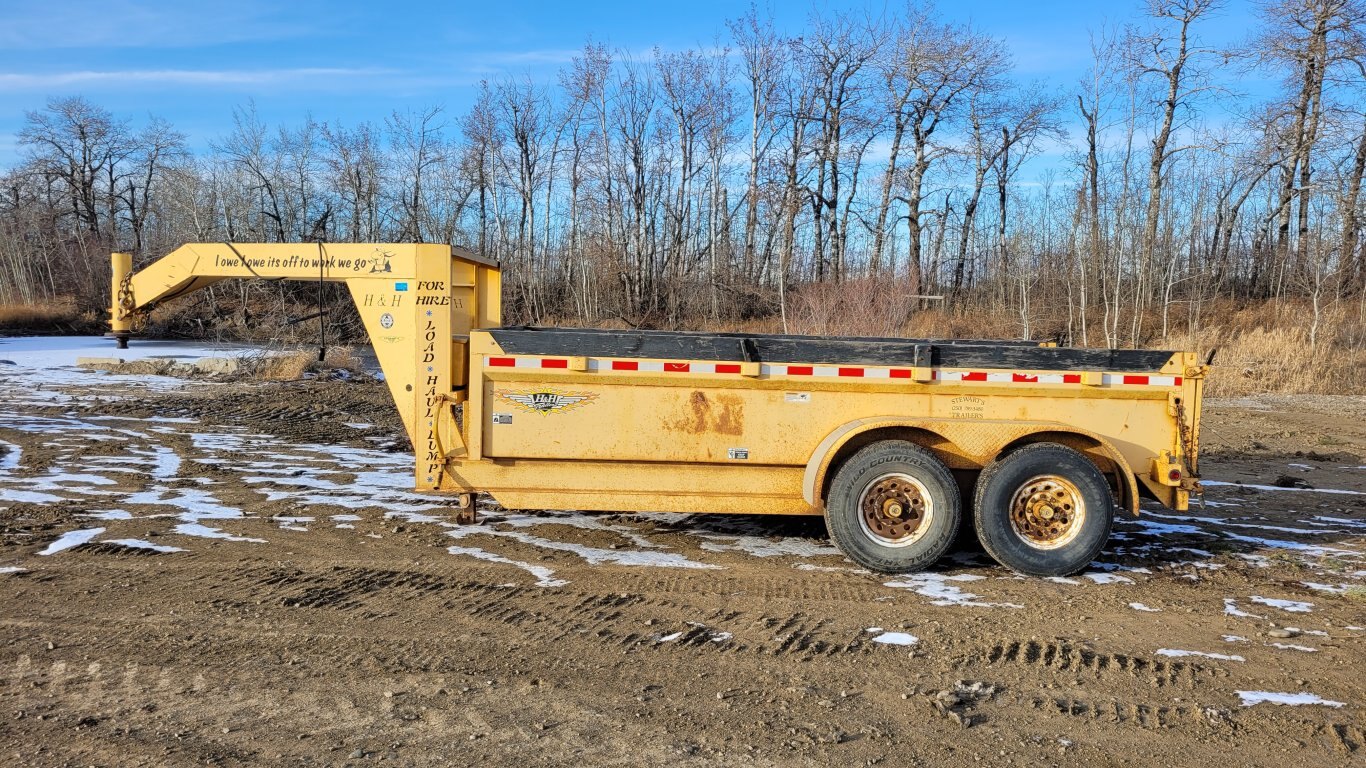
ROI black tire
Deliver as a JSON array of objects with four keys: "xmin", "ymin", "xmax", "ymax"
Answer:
[
  {"xmin": 973, "ymin": 443, "xmax": 1114, "ymax": 577},
  {"xmin": 824, "ymin": 441, "xmax": 961, "ymax": 574}
]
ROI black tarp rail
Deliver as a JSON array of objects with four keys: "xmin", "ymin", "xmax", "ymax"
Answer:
[{"xmin": 488, "ymin": 327, "xmax": 1176, "ymax": 373}]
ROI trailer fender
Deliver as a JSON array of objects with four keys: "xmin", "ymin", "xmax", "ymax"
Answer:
[{"xmin": 802, "ymin": 418, "xmax": 1141, "ymax": 516}]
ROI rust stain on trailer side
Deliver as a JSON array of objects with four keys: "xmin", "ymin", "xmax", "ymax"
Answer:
[{"xmin": 672, "ymin": 391, "xmax": 744, "ymax": 436}]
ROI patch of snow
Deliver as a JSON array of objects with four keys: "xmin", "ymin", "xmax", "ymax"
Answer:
[
  {"xmin": 1129, "ymin": 602, "xmax": 1161, "ymax": 612},
  {"xmin": 794, "ymin": 562, "xmax": 869, "ymax": 574},
  {"xmin": 1268, "ymin": 643, "xmax": 1316, "ymax": 652},
  {"xmin": 104, "ymin": 538, "xmax": 186, "ymax": 553},
  {"xmin": 884, "ymin": 573, "xmax": 1023, "ymax": 608},
  {"xmin": 1119, "ymin": 518, "xmax": 1206, "ymax": 536},
  {"xmin": 695, "ymin": 534, "xmax": 840, "ymax": 558},
  {"xmin": 88, "ymin": 415, "xmax": 199, "ymax": 424},
  {"xmin": 444, "ymin": 545, "xmax": 566, "ymax": 587},
  {"xmin": 0, "ymin": 565, "xmax": 27, "ymax": 574},
  {"xmin": 1223, "ymin": 599, "xmax": 1262, "ymax": 619},
  {"xmin": 1300, "ymin": 582, "xmax": 1350, "ymax": 594},
  {"xmin": 446, "ymin": 527, "xmax": 720, "ymax": 570},
  {"xmin": 1156, "ymin": 649, "xmax": 1244, "ymax": 662},
  {"xmin": 147, "ymin": 444, "xmax": 181, "ymax": 480},
  {"xmin": 1222, "ymin": 635, "xmax": 1247, "ymax": 642},
  {"xmin": 1219, "ymin": 532, "xmax": 1355, "ymax": 557},
  {"xmin": 0, "ymin": 438, "xmax": 21, "ymax": 470},
  {"xmin": 1313, "ymin": 515, "xmax": 1366, "ymax": 530},
  {"xmin": 1089, "ymin": 563, "xmax": 1153, "ymax": 574},
  {"xmin": 1083, "ymin": 572, "xmax": 1134, "ymax": 585},
  {"xmin": 80, "ymin": 510, "xmax": 134, "ymax": 520},
  {"xmin": 1223, "ymin": 521, "xmax": 1344, "ymax": 535},
  {"xmin": 656, "ymin": 631, "xmax": 683, "ymax": 643},
  {"xmin": 871, "ymin": 631, "xmax": 919, "ymax": 646},
  {"xmin": 1236, "ymin": 691, "xmax": 1344, "ymax": 708},
  {"xmin": 171, "ymin": 523, "xmax": 265, "ymax": 543},
  {"xmin": 37, "ymin": 527, "xmax": 104, "ymax": 555},
  {"xmin": 1249, "ymin": 596, "xmax": 1313, "ymax": 613},
  {"xmin": 1203, "ymin": 480, "xmax": 1362, "ymax": 496},
  {"xmin": 2, "ymin": 489, "xmax": 67, "ymax": 503}
]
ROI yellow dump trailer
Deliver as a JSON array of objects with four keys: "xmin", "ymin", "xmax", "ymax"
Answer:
[{"xmin": 110, "ymin": 243, "xmax": 1206, "ymax": 576}]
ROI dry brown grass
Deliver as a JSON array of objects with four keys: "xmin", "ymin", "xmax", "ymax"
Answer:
[
  {"xmin": 0, "ymin": 297, "xmax": 95, "ymax": 333},
  {"xmin": 249, "ymin": 346, "xmax": 366, "ymax": 381},
  {"xmin": 1164, "ymin": 308, "xmax": 1366, "ymax": 397}
]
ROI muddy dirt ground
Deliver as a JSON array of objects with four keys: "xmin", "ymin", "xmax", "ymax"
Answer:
[{"xmin": 1, "ymin": 340, "xmax": 1363, "ymax": 767}]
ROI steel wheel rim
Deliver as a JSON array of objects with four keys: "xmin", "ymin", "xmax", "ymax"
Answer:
[
  {"xmin": 857, "ymin": 472, "xmax": 934, "ymax": 548},
  {"xmin": 1009, "ymin": 474, "xmax": 1087, "ymax": 550}
]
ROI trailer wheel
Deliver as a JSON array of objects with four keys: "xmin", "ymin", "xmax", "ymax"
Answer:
[
  {"xmin": 824, "ymin": 441, "xmax": 960, "ymax": 573},
  {"xmin": 973, "ymin": 443, "xmax": 1114, "ymax": 576}
]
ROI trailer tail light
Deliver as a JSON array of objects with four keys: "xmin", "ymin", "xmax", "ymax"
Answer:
[{"xmin": 1168, "ymin": 468, "xmax": 1182, "ymax": 483}]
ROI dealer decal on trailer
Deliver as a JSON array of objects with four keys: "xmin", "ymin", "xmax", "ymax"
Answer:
[{"xmin": 495, "ymin": 388, "xmax": 600, "ymax": 415}]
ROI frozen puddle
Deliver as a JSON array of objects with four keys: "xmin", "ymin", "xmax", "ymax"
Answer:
[
  {"xmin": 1156, "ymin": 648, "xmax": 1244, "ymax": 662},
  {"xmin": 1236, "ymin": 691, "xmax": 1344, "ymax": 708}
]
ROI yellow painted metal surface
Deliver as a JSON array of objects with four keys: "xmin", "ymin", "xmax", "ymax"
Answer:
[
  {"xmin": 111, "ymin": 243, "xmax": 498, "ymax": 489},
  {"xmin": 111, "ymin": 243, "xmax": 1205, "ymax": 521}
]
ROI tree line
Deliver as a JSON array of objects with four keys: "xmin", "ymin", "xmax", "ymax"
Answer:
[{"xmin": 0, "ymin": 0, "xmax": 1363, "ymax": 348}]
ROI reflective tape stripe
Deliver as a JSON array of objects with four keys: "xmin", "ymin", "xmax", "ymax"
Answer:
[{"xmin": 484, "ymin": 355, "xmax": 1184, "ymax": 386}]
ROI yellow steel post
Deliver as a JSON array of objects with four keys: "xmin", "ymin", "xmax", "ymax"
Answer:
[{"xmin": 109, "ymin": 252, "xmax": 133, "ymax": 348}]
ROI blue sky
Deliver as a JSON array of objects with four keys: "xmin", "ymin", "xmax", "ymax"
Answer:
[{"xmin": 0, "ymin": 0, "xmax": 1273, "ymax": 167}]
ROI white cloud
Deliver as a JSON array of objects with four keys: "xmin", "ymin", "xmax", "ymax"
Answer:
[
  {"xmin": 481, "ymin": 49, "xmax": 583, "ymax": 66},
  {"xmin": 0, "ymin": 68, "xmax": 402, "ymax": 91}
]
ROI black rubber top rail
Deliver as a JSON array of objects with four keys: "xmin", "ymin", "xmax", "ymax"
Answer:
[{"xmin": 488, "ymin": 327, "xmax": 1177, "ymax": 373}]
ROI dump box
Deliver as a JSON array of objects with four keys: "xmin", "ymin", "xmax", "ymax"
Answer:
[{"xmin": 110, "ymin": 244, "xmax": 1206, "ymax": 576}]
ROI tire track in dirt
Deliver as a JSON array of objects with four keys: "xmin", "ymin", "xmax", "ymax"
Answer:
[{"xmin": 978, "ymin": 638, "xmax": 1224, "ymax": 688}]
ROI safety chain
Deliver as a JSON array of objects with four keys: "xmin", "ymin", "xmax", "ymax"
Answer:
[
  {"xmin": 116, "ymin": 271, "xmax": 136, "ymax": 317},
  {"xmin": 1174, "ymin": 398, "xmax": 1199, "ymax": 478}
]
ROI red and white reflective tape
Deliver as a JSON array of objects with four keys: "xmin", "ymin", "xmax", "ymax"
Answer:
[{"xmin": 485, "ymin": 356, "xmax": 1181, "ymax": 387}]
